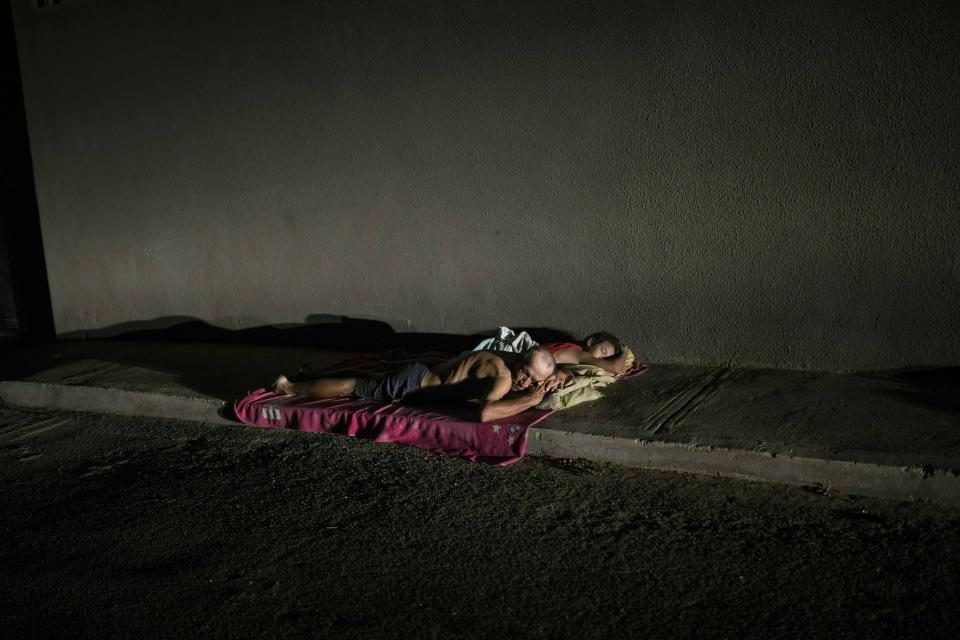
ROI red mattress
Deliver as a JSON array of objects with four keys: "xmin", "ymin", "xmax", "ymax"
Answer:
[{"xmin": 233, "ymin": 388, "xmax": 555, "ymax": 465}]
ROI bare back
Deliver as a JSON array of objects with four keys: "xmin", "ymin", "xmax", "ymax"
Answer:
[{"xmin": 422, "ymin": 351, "xmax": 513, "ymax": 403}]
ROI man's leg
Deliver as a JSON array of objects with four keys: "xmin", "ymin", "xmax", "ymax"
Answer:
[{"xmin": 272, "ymin": 375, "xmax": 357, "ymax": 398}]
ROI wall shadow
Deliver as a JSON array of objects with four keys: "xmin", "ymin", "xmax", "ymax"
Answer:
[
  {"xmin": 861, "ymin": 367, "xmax": 960, "ymax": 416},
  {"xmin": 60, "ymin": 314, "xmax": 577, "ymax": 354},
  {"xmin": 9, "ymin": 315, "xmax": 578, "ymax": 406}
]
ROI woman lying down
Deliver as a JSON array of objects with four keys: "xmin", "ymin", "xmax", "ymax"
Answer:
[{"xmin": 543, "ymin": 331, "xmax": 632, "ymax": 376}]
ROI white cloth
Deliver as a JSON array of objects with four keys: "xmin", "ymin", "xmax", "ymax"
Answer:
[{"xmin": 472, "ymin": 326, "xmax": 539, "ymax": 353}]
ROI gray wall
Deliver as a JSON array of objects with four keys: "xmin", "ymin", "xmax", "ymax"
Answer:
[{"xmin": 11, "ymin": 0, "xmax": 960, "ymax": 370}]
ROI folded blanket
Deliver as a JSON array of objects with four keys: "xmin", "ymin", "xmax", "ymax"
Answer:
[{"xmin": 536, "ymin": 350, "xmax": 649, "ymax": 410}]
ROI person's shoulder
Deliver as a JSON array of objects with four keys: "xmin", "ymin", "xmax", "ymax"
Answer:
[
  {"xmin": 482, "ymin": 358, "xmax": 513, "ymax": 401},
  {"xmin": 553, "ymin": 348, "xmax": 583, "ymax": 364},
  {"xmin": 471, "ymin": 351, "xmax": 511, "ymax": 375}
]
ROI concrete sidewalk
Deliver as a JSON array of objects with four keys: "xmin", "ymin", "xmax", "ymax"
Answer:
[{"xmin": 1, "ymin": 340, "xmax": 958, "ymax": 505}]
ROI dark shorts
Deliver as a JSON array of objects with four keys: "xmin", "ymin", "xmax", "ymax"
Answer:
[{"xmin": 353, "ymin": 362, "xmax": 430, "ymax": 403}]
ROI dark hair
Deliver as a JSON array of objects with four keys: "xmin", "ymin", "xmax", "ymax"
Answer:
[{"xmin": 583, "ymin": 332, "xmax": 623, "ymax": 358}]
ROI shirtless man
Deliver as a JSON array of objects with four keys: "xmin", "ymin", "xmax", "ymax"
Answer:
[{"xmin": 271, "ymin": 347, "xmax": 558, "ymax": 422}]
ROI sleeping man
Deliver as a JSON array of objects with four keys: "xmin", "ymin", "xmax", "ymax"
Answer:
[{"xmin": 272, "ymin": 347, "xmax": 559, "ymax": 422}]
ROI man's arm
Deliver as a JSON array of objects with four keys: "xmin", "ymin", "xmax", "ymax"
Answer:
[{"xmin": 479, "ymin": 380, "xmax": 546, "ymax": 422}]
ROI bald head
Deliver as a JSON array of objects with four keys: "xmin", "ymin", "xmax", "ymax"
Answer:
[
  {"xmin": 511, "ymin": 346, "xmax": 556, "ymax": 391},
  {"xmin": 526, "ymin": 347, "xmax": 556, "ymax": 374}
]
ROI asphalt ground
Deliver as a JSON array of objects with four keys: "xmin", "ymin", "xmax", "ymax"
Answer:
[{"xmin": 2, "ymin": 405, "xmax": 959, "ymax": 639}]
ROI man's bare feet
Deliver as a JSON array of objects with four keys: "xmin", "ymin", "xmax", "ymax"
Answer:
[{"xmin": 272, "ymin": 375, "xmax": 293, "ymax": 395}]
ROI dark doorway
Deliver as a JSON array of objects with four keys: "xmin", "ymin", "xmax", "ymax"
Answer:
[
  {"xmin": 1, "ymin": 1, "xmax": 54, "ymax": 343},
  {"xmin": 0, "ymin": 213, "xmax": 17, "ymax": 336}
]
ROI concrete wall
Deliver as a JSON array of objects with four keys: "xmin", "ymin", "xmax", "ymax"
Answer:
[{"xmin": 11, "ymin": 0, "xmax": 960, "ymax": 370}]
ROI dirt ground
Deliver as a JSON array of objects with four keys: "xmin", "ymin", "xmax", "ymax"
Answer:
[{"xmin": 2, "ymin": 404, "xmax": 959, "ymax": 639}]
